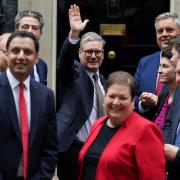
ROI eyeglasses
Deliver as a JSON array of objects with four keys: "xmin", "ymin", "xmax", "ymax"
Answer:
[
  {"xmin": 81, "ymin": 49, "xmax": 104, "ymax": 57},
  {"xmin": 0, "ymin": 48, "xmax": 7, "ymax": 53}
]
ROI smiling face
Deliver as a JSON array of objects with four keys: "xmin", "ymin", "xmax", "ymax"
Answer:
[
  {"xmin": 79, "ymin": 41, "xmax": 104, "ymax": 73},
  {"xmin": 6, "ymin": 37, "xmax": 39, "ymax": 81},
  {"xmin": 158, "ymin": 57, "xmax": 176, "ymax": 85},
  {"xmin": 104, "ymin": 83, "xmax": 134, "ymax": 126},
  {"xmin": 155, "ymin": 17, "xmax": 180, "ymax": 49}
]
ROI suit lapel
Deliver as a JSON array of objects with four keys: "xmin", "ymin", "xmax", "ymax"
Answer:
[
  {"xmin": 171, "ymin": 88, "xmax": 180, "ymax": 143},
  {"xmin": 29, "ymin": 80, "xmax": 39, "ymax": 146},
  {"xmin": 0, "ymin": 73, "xmax": 21, "ymax": 142}
]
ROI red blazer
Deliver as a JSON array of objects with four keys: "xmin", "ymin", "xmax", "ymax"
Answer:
[{"xmin": 79, "ymin": 112, "xmax": 166, "ymax": 180}]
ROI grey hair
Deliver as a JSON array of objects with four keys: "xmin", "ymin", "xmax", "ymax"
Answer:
[
  {"xmin": 155, "ymin": 12, "xmax": 180, "ymax": 28},
  {"xmin": 80, "ymin": 32, "xmax": 106, "ymax": 49},
  {"xmin": 15, "ymin": 10, "xmax": 44, "ymax": 32}
]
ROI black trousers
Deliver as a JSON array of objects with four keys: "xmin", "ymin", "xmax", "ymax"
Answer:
[{"xmin": 57, "ymin": 140, "xmax": 84, "ymax": 180}]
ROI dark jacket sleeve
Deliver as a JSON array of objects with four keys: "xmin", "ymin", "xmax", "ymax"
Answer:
[{"xmin": 135, "ymin": 88, "xmax": 168, "ymax": 121}]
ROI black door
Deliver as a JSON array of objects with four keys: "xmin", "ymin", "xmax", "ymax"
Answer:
[{"xmin": 57, "ymin": 0, "xmax": 170, "ymax": 78}]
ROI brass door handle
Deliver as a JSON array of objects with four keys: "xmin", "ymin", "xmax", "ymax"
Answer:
[{"xmin": 108, "ymin": 50, "xmax": 116, "ymax": 59}]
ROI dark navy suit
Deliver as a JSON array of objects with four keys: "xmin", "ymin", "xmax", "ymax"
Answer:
[
  {"xmin": 0, "ymin": 72, "xmax": 57, "ymax": 180},
  {"xmin": 163, "ymin": 87, "xmax": 180, "ymax": 180},
  {"xmin": 134, "ymin": 51, "xmax": 161, "ymax": 110},
  {"xmin": 56, "ymin": 38, "xmax": 105, "ymax": 180},
  {"xmin": 56, "ymin": 38, "xmax": 105, "ymax": 152},
  {"xmin": 36, "ymin": 58, "xmax": 48, "ymax": 85},
  {"xmin": 32, "ymin": 58, "xmax": 48, "ymax": 85}
]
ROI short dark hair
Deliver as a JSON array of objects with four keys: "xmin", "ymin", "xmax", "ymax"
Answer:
[
  {"xmin": 168, "ymin": 35, "xmax": 180, "ymax": 56},
  {"xmin": 6, "ymin": 31, "xmax": 39, "ymax": 53},
  {"xmin": 161, "ymin": 47, "xmax": 172, "ymax": 59},
  {"xmin": 105, "ymin": 71, "xmax": 137, "ymax": 99}
]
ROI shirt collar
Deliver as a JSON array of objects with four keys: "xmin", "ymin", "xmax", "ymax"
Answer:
[
  {"xmin": 86, "ymin": 70, "xmax": 100, "ymax": 79},
  {"xmin": 6, "ymin": 68, "xmax": 30, "ymax": 90}
]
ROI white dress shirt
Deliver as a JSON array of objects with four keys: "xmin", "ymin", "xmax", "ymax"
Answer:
[{"xmin": 76, "ymin": 71, "xmax": 105, "ymax": 142}]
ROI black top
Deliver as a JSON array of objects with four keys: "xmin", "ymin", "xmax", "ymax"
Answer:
[{"xmin": 82, "ymin": 121, "xmax": 119, "ymax": 180}]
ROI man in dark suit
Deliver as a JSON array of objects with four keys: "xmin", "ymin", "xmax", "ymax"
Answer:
[
  {"xmin": 163, "ymin": 35, "xmax": 180, "ymax": 180},
  {"xmin": 0, "ymin": 31, "xmax": 57, "ymax": 180},
  {"xmin": 134, "ymin": 12, "xmax": 180, "ymax": 112},
  {"xmin": 15, "ymin": 10, "xmax": 48, "ymax": 85},
  {"xmin": 56, "ymin": 4, "xmax": 106, "ymax": 180}
]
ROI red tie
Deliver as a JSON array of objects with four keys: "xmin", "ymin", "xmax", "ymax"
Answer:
[{"xmin": 19, "ymin": 83, "xmax": 29, "ymax": 180}]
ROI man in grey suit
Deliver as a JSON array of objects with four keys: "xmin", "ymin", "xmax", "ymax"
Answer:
[{"xmin": 0, "ymin": 31, "xmax": 57, "ymax": 180}]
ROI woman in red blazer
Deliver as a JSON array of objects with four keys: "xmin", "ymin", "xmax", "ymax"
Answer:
[{"xmin": 79, "ymin": 71, "xmax": 166, "ymax": 180}]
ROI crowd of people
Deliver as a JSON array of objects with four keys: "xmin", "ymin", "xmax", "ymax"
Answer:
[{"xmin": 1, "ymin": 3, "xmax": 180, "ymax": 180}]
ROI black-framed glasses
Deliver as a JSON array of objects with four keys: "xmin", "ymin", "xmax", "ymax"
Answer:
[
  {"xmin": 81, "ymin": 49, "xmax": 104, "ymax": 57},
  {"xmin": 0, "ymin": 48, "xmax": 6, "ymax": 53}
]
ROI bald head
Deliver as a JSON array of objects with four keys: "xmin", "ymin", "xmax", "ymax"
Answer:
[
  {"xmin": 0, "ymin": 33, "xmax": 11, "ymax": 48},
  {"xmin": 0, "ymin": 33, "xmax": 11, "ymax": 72}
]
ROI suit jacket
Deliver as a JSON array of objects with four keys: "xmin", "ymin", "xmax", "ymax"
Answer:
[
  {"xmin": 35, "ymin": 58, "xmax": 48, "ymax": 85},
  {"xmin": 31, "ymin": 58, "xmax": 48, "ymax": 85},
  {"xmin": 134, "ymin": 51, "xmax": 161, "ymax": 110},
  {"xmin": 79, "ymin": 112, "xmax": 166, "ymax": 180},
  {"xmin": 0, "ymin": 72, "xmax": 57, "ymax": 180},
  {"xmin": 56, "ymin": 38, "xmax": 106, "ymax": 152},
  {"xmin": 163, "ymin": 87, "xmax": 180, "ymax": 180}
]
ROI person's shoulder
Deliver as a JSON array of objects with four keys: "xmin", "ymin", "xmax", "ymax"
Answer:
[
  {"xmin": 139, "ymin": 51, "xmax": 161, "ymax": 62},
  {"xmin": 31, "ymin": 79, "xmax": 53, "ymax": 94},
  {"xmin": 132, "ymin": 112, "xmax": 157, "ymax": 127},
  {"xmin": 132, "ymin": 112, "xmax": 162, "ymax": 136},
  {"xmin": 0, "ymin": 72, "xmax": 8, "ymax": 86},
  {"xmin": 38, "ymin": 58, "xmax": 47, "ymax": 66}
]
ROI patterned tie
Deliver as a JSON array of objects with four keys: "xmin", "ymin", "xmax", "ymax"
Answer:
[
  {"xmin": 93, "ymin": 74, "xmax": 104, "ymax": 118},
  {"xmin": 19, "ymin": 83, "xmax": 29, "ymax": 180}
]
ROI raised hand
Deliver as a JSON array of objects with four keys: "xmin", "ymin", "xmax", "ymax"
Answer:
[{"xmin": 68, "ymin": 4, "xmax": 89, "ymax": 39}]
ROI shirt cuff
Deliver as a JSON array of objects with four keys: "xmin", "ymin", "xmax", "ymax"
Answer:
[
  {"xmin": 69, "ymin": 38, "xmax": 80, "ymax": 44},
  {"xmin": 138, "ymin": 101, "xmax": 149, "ymax": 113}
]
